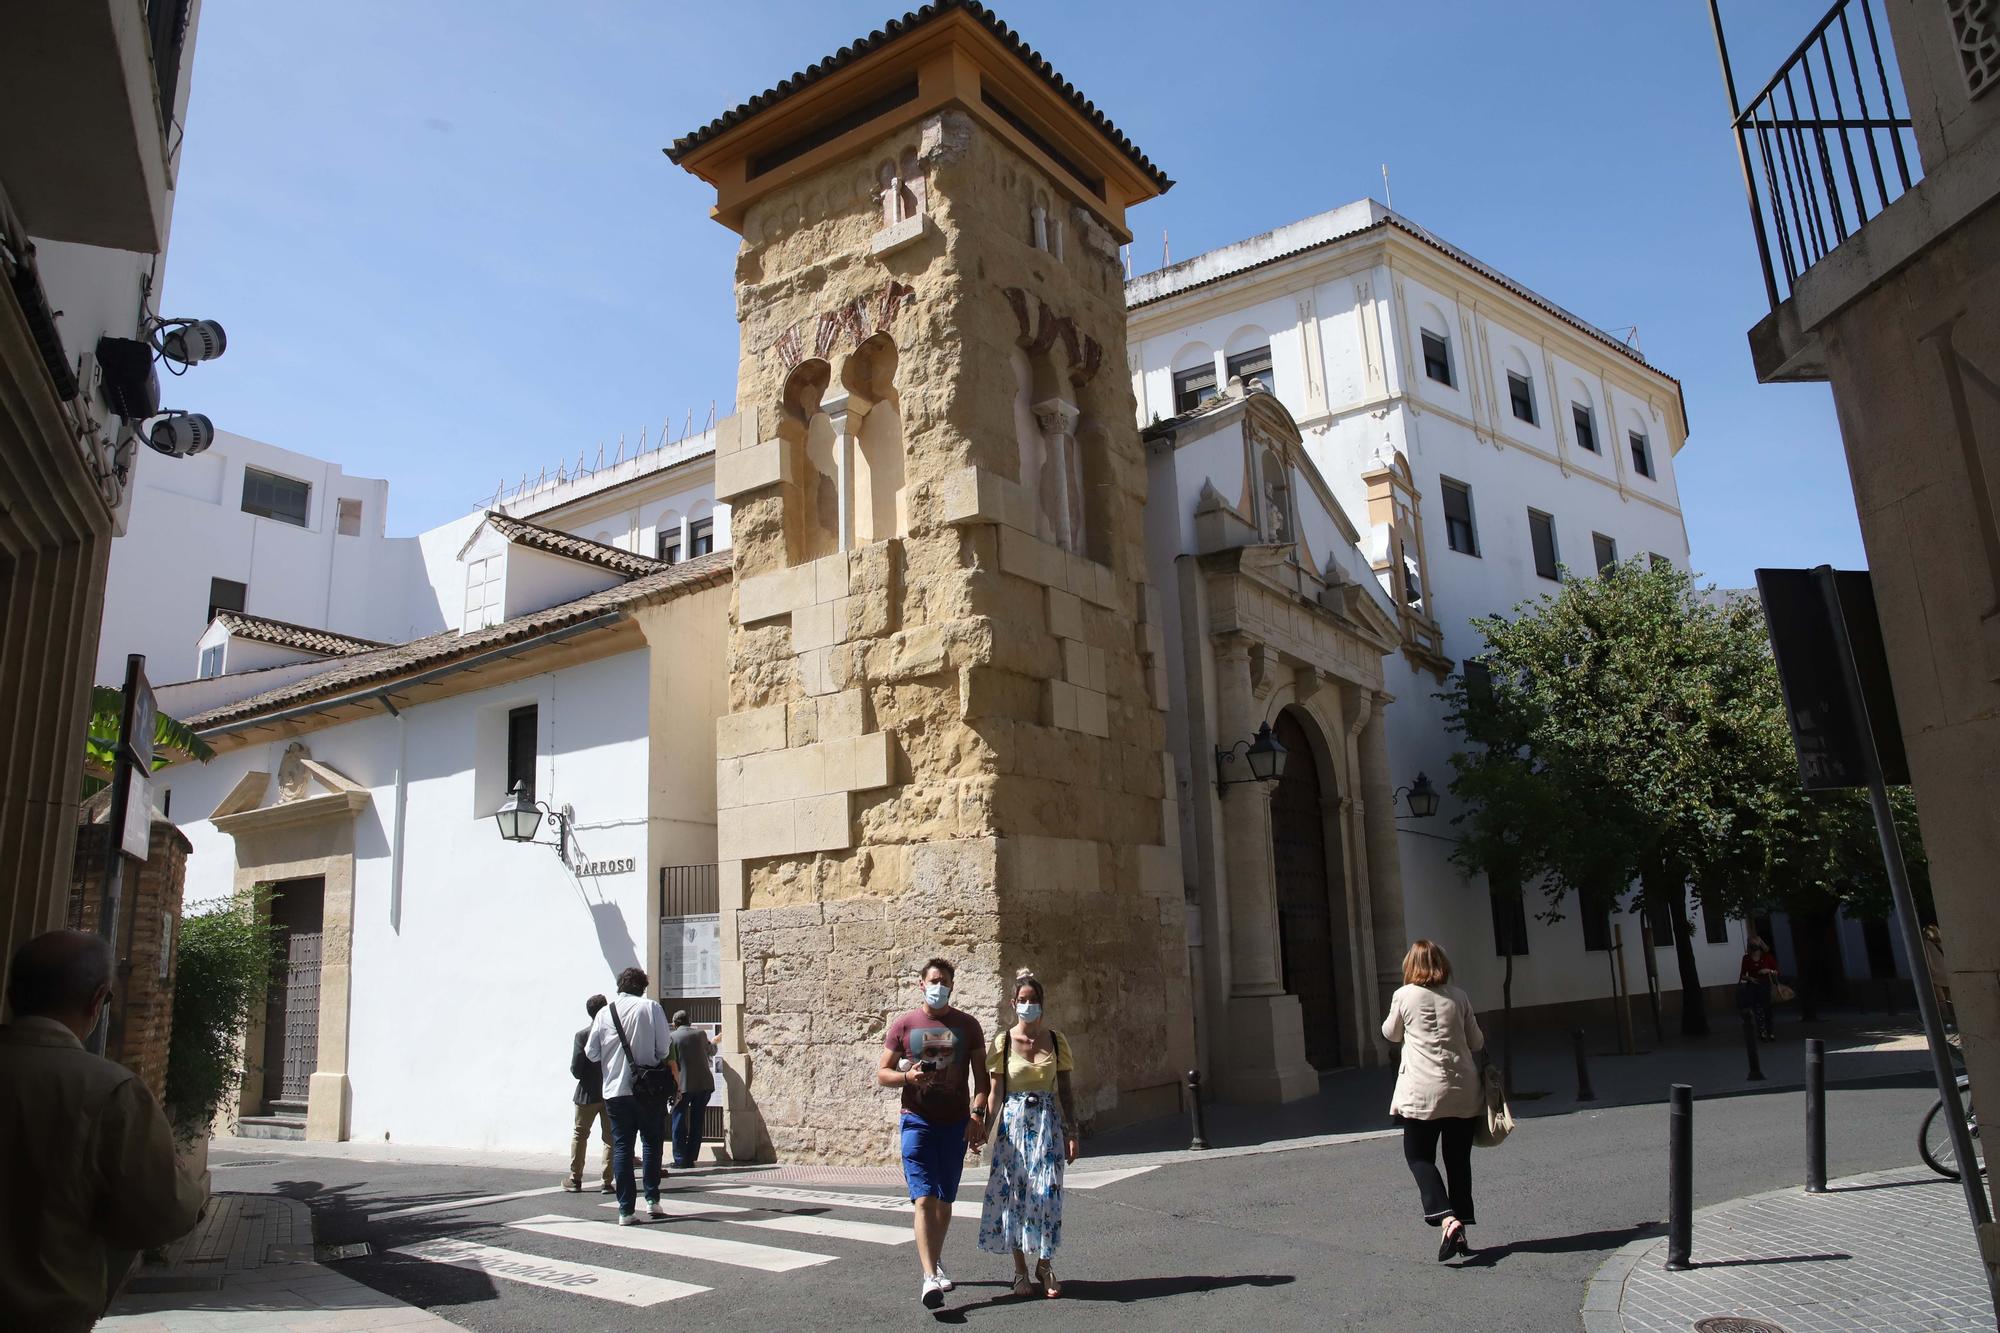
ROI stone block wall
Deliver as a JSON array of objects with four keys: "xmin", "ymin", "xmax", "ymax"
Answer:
[
  {"xmin": 68, "ymin": 818, "xmax": 192, "ymax": 1104},
  {"xmin": 711, "ymin": 109, "xmax": 1192, "ymax": 1164}
]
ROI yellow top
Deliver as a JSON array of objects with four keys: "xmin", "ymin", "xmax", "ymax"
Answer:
[{"xmin": 987, "ymin": 1028, "xmax": 1072, "ymax": 1095}]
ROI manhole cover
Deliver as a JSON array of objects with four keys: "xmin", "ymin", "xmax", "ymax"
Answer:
[{"xmin": 1693, "ymin": 1319, "xmax": 1789, "ymax": 1333}]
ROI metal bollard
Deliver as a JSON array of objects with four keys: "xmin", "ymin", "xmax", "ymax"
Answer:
[
  {"xmin": 1186, "ymin": 1069, "xmax": 1210, "ymax": 1150},
  {"xmin": 1805, "ymin": 1038, "xmax": 1827, "ymax": 1193},
  {"xmin": 1665, "ymin": 1084, "xmax": 1693, "ymax": 1270},
  {"xmin": 1572, "ymin": 1029, "xmax": 1596, "ymax": 1102},
  {"xmin": 1740, "ymin": 1008, "xmax": 1765, "ymax": 1081}
]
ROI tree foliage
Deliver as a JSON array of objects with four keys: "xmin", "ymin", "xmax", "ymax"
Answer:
[
  {"xmin": 84, "ymin": 685, "xmax": 214, "ymax": 797},
  {"xmin": 1439, "ymin": 560, "xmax": 1926, "ymax": 1035},
  {"xmin": 163, "ymin": 888, "xmax": 275, "ymax": 1140}
]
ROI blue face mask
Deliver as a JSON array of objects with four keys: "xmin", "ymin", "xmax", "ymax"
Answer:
[
  {"xmin": 925, "ymin": 982, "xmax": 951, "ymax": 1008},
  {"xmin": 1016, "ymin": 1002, "xmax": 1042, "ymax": 1023}
]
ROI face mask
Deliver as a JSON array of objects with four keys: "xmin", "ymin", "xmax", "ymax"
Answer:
[
  {"xmin": 1016, "ymin": 1002, "xmax": 1042, "ymax": 1023},
  {"xmin": 925, "ymin": 982, "xmax": 951, "ymax": 1008}
]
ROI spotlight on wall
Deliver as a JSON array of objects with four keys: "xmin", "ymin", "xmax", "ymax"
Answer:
[
  {"xmin": 144, "ymin": 410, "xmax": 215, "ymax": 458},
  {"xmin": 152, "ymin": 318, "xmax": 228, "ymax": 367},
  {"xmin": 1394, "ymin": 772, "xmax": 1440, "ymax": 819}
]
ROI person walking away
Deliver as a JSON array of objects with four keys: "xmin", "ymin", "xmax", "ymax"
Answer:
[
  {"xmin": 0, "ymin": 931, "xmax": 209, "ymax": 1331},
  {"xmin": 666, "ymin": 1009, "xmax": 715, "ymax": 1169},
  {"xmin": 876, "ymin": 957, "xmax": 989, "ymax": 1309},
  {"xmin": 564, "ymin": 994, "xmax": 614, "ymax": 1193},
  {"xmin": 1382, "ymin": 938, "xmax": 1486, "ymax": 1261},
  {"xmin": 978, "ymin": 968, "xmax": 1078, "ymax": 1298},
  {"xmin": 1739, "ymin": 935, "xmax": 1780, "ymax": 1040},
  {"xmin": 585, "ymin": 967, "xmax": 673, "ymax": 1224}
]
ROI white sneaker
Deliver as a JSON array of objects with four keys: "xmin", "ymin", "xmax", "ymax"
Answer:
[
  {"xmin": 618, "ymin": 1211, "xmax": 641, "ymax": 1227},
  {"xmin": 920, "ymin": 1275, "xmax": 944, "ymax": 1309},
  {"xmin": 933, "ymin": 1264, "xmax": 954, "ymax": 1293},
  {"xmin": 647, "ymin": 1199, "xmax": 667, "ymax": 1219}
]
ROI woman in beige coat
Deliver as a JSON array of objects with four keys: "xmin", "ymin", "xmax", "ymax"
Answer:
[{"xmin": 1381, "ymin": 939, "xmax": 1485, "ymax": 1260}]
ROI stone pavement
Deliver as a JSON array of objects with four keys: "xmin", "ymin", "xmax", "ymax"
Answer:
[
  {"xmin": 100, "ymin": 1192, "xmax": 455, "ymax": 1331},
  {"xmin": 1586, "ymin": 1167, "xmax": 1993, "ymax": 1332}
]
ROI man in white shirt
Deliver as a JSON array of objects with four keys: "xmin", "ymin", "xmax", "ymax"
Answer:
[{"xmin": 584, "ymin": 966, "xmax": 671, "ymax": 1224}]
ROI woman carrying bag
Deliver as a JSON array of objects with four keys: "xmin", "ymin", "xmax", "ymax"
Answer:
[
  {"xmin": 1382, "ymin": 939, "xmax": 1487, "ymax": 1261},
  {"xmin": 977, "ymin": 969, "xmax": 1078, "ymax": 1298}
]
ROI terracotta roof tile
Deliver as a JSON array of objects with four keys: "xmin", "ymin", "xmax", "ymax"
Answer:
[
  {"xmin": 214, "ymin": 611, "xmax": 386, "ymax": 658},
  {"xmin": 666, "ymin": 0, "xmax": 1172, "ymax": 193},
  {"xmin": 483, "ymin": 510, "xmax": 667, "ymax": 577},
  {"xmin": 187, "ymin": 551, "xmax": 731, "ymax": 733}
]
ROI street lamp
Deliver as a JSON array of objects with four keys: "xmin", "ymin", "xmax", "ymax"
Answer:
[
  {"xmin": 1216, "ymin": 721, "xmax": 1288, "ymax": 794},
  {"xmin": 1394, "ymin": 772, "xmax": 1440, "ymax": 819},
  {"xmin": 493, "ymin": 780, "xmax": 571, "ymax": 861}
]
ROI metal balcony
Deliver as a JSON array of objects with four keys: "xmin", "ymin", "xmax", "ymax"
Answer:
[
  {"xmin": 1707, "ymin": 0, "xmax": 1923, "ymax": 320},
  {"xmin": 0, "ymin": 0, "xmax": 191, "ymax": 252}
]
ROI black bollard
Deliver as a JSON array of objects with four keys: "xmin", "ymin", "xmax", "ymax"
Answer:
[
  {"xmin": 1740, "ymin": 1008, "xmax": 1765, "ymax": 1081},
  {"xmin": 1665, "ymin": 1084, "xmax": 1693, "ymax": 1271},
  {"xmin": 1572, "ymin": 1029, "xmax": 1596, "ymax": 1102},
  {"xmin": 1187, "ymin": 1069, "xmax": 1210, "ymax": 1150},
  {"xmin": 1805, "ymin": 1038, "xmax": 1826, "ymax": 1193}
]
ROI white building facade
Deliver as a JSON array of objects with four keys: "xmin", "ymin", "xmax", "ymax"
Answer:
[{"xmin": 1128, "ymin": 201, "xmax": 1742, "ymax": 1024}]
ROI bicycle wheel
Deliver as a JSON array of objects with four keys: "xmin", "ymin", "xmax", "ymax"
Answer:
[{"xmin": 1921, "ymin": 1098, "xmax": 1962, "ymax": 1179}]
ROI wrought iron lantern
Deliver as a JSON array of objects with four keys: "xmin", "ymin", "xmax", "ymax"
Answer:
[{"xmin": 1216, "ymin": 721, "xmax": 1288, "ymax": 793}]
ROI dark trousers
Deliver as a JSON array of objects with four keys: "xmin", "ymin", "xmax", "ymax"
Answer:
[
  {"xmin": 605, "ymin": 1094, "xmax": 668, "ymax": 1215},
  {"xmin": 1739, "ymin": 977, "xmax": 1774, "ymax": 1036},
  {"xmin": 1401, "ymin": 1115, "xmax": 1478, "ymax": 1226},
  {"xmin": 671, "ymin": 1090, "xmax": 711, "ymax": 1167}
]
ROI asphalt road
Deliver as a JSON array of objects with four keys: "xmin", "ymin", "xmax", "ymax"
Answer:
[{"xmin": 210, "ymin": 1074, "xmax": 1942, "ymax": 1332}]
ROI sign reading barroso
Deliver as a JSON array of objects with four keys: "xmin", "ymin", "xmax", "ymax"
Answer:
[{"xmin": 660, "ymin": 913, "xmax": 720, "ymax": 998}]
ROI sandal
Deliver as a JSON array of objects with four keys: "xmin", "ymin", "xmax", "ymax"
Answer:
[
  {"xmin": 1011, "ymin": 1273, "xmax": 1035, "ymax": 1298},
  {"xmin": 1036, "ymin": 1258, "xmax": 1060, "ymax": 1298}
]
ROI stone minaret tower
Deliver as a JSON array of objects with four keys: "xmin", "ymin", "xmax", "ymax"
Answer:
[{"xmin": 672, "ymin": 1, "xmax": 1190, "ymax": 1162}]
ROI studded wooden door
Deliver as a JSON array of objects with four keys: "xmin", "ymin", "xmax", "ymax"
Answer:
[
  {"xmin": 260, "ymin": 877, "xmax": 325, "ymax": 1115},
  {"xmin": 1270, "ymin": 710, "xmax": 1343, "ymax": 1070},
  {"xmin": 280, "ymin": 930, "xmax": 321, "ymax": 1102}
]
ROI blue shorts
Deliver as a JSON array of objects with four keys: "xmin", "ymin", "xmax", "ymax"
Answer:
[{"xmin": 899, "ymin": 1111, "xmax": 968, "ymax": 1203}]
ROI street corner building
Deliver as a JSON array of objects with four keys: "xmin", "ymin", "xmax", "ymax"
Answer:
[{"xmin": 129, "ymin": 2, "xmax": 1747, "ymax": 1164}]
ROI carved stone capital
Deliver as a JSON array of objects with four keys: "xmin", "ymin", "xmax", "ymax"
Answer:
[{"xmin": 1032, "ymin": 396, "xmax": 1079, "ymax": 437}]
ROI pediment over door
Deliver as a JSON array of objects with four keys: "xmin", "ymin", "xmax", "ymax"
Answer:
[{"xmin": 210, "ymin": 744, "xmax": 372, "ymax": 837}]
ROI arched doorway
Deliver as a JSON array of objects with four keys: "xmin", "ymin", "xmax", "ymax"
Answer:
[{"xmin": 1270, "ymin": 708, "xmax": 1346, "ymax": 1069}]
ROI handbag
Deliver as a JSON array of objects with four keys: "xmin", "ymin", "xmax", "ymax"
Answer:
[
  {"xmin": 1772, "ymin": 981, "xmax": 1797, "ymax": 1003},
  {"xmin": 1473, "ymin": 1062, "xmax": 1514, "ymax": 1148},
  {"xmin": 608, "ymin": 999, "xmax": 677, "ymax": 1106}
]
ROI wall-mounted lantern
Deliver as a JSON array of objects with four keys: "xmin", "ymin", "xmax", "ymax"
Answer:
[
  {"xmin": 1215, "ymin": 721, "xmax": 1288, "ymax": 794},
  {"xmin": 1395, "ymin": 772, "xmax": 1440, "ymax": 819},
  {"xmin": 493, "ymin": 780, "xmax": 573, "ymax": 862}
]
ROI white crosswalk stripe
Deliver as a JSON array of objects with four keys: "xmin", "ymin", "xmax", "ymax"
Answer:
[
  {"xmin": 595, "ymin": 1196, "xmax": 913, "ymax": 1245},
  {"xmin": 510, "ymin": 1213, "xmax": 836, "ymax": 1272},
  {"xmin": 716, "ymin": 1184, "xmax": 982, "ymax": 1220},
  {"xmin": 390, "ymin": 1237, "xmax": 707, "ymax": 1306}
]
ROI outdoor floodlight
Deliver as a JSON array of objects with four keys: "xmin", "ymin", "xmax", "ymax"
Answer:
[
  {"xmin": 144, "ymin": 411, "xmax": 214, "ymax": 458},
  {"xmin": 155, "ymin": 318, "xmax": 228, "ymax": 366},
  {"xmin": 1216, "ymin": 721, "xmax": 1288, "ymax": 793}
]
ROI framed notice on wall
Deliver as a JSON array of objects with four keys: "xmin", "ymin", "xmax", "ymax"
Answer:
[{"xmin": 660, "ymin": 914, "xmax": 720, "ymax": 998}]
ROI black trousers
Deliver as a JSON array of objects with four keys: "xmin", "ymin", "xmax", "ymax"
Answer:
[{"xmin": 1400, "ymin": 1115, "xmax": 1478, "ymax": 1226}]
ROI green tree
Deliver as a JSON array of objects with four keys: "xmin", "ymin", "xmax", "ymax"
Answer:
[{"xmin": 163, "ymin": 888, "xmax": 275, "ymax": 1139}]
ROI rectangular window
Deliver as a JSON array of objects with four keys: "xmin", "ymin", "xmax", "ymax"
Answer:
[
  {"xmin": 1440, "ymin": 478, "xmax": 1478, "ymax": 556},
  {"xmin": 1648, "ymin": 551, "xmax": 1671, "ymax": 572},
  {"xmin": 198, "ymin": 644, "xmax": 223, "ymax": 679},
  {"xmin": 656, "ymin": 528, "xmax": 681, "ymax": 564},
  {"xmin": 1490, "ymin": 888, "xmax": 1530, "ymax": 957},
  {"xmin": 1172, "ymin": 364, "xmax": 1217, "ymax": 413},
  {"xmin": 463, "ymin": 554, "xmax": 502, "ymax": 631},
  {"xmin": 207, "ymin": 576, "xmax": 246, "ymax": 625},
  {"xmin": 1646, "ymin": 893, "xmax": 1677, "ymax": 947},
  {"xmin": 689, "ymin": 517, "xmax": 715, "ymax": 557},
  {"xmin": 506, "ymin": 705, "xmax": 538, "ymax": 803},
  {"xmin": 1225, "ymin": 346, "xmax": 1274, "ymax": 394},
  {"xmin": 1703, "ymin": 901, "xmax": 1731, "ymax": 945},
  {"xmin": 1571, "ymin": 403, "xmax": 1599, "ymax": 453},
  {"xmin": 241, "ymin": 467, "xmax": 312, "ymax": 526},
  {"xmin": 1421, "ymin": 331, "xmax": 1453, "ymax": 386},
  {"xmin": 1461, "ymin": 657, "xmax": 1493, "ymax": 709},
  {"xmin": 1592, "ymin": 532, "xmax": 1618, "ymax": 573},
  {"xmin": 1581, "ymin": 893, "xmax": 1612, "ymax": 952},
  {"xmin": 336, "ymin": 497, "xmax": 363, "ymax": 536},
  {"xmin": 1629, "ymin": 431, "xmax": 1654, "ymax": 478},
  {"xmin": 1506, "ymin": 371, "xmax": 1536, "ymax": 424},
  {"xmin": 1528, "ymin": 509, "xmax": 1559, "ymax": 581}
]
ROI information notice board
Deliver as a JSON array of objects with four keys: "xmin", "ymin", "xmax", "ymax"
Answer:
[{"xmin": 659, "ymin": 913, "xmax": 720, "ymax": 998}]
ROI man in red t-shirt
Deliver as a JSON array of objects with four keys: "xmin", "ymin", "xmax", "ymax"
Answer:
[{"xmin": 877, "ymin": 958, "xmax": 989, "ymax": 1310}]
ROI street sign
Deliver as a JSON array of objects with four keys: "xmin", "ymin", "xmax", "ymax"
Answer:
[
  {"xmin": 1754, "ymin": 568, "xmax": 1909, "ymax": 789},
  {"xmin": 125, "ymin": 663, "xmax": 156, "ymax": 772},
  {"xmin": 121, "ymin": 771, "xmax": 153, "ymax": 860}
]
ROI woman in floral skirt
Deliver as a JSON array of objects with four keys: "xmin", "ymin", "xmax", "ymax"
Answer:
[{"xmin": 977, "ymin": 968, "xmax": 1078, "ymax": 1298}]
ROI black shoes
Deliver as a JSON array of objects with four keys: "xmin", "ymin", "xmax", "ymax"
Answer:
[{"xmin": 1437, "ymin": 1222, "xmax": 1472, "ymax": 1261}]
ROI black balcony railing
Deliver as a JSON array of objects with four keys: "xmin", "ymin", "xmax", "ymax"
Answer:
[
  {"xmin": 147, "ymin": 0, "xmax": 193, "ymax": 128},
  {"xmin": 1708, "ymin": 0, "xmax": 1922, "ymax": 312}
]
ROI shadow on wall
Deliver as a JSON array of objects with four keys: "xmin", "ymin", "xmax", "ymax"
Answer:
[{"xmin": 587, "ymin": 897, "xmax": 641, "ymax": 980}]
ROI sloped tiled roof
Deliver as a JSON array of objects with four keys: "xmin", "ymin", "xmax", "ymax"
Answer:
[
  {"xmin": 482, "ymin": 510, "xmax": 667, "ymax": 577},
  {"xmin": 186, "ymin": 551, "xmax": 731, "ymax": 733},
  {"xmin": 215, "ymin": 611, "xmax": 386, "ymax": 658},
  {"xmin": 666, "ymin": 0, "xmax": 1172, "ymax": 193}
]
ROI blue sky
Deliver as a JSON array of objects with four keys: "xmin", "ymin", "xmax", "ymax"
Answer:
[{"xmin": 161, "ymin": 0, "xmax": 1863, "ymax": 588}]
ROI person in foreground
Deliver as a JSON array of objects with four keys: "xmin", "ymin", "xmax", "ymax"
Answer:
[
  {"xmin": 978, "ymin": 968, "xmax": 1078, "ymax": 1298},
  {"xmin": 585, "ymin": 967, "xmax": 673, "ymax": 1225},
  {"xmin": 0, "ymin": 930, "xmax": 209, "ymax": 1331},
  {"xmin": 1381, "ymin": 938, "xmax": 1485, "ymax": 1261},
  {"xmin": 877, "ymin": 957, "xmax": 989, "ymax": 1309},
  {"xmin": 666, "ymin": 1009, "xmax": 715, "ymax": 1169}
]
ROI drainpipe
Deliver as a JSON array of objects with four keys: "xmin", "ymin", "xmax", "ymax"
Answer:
[{"xmin": 384, "ymin": 696, "xmax": 407, "ymax": 932}]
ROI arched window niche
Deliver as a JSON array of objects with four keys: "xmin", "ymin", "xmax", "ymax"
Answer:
[
  {"xmin": 842, "ymin": 334, "xmax": 906, "ymax": 547},
  {"xmin": 777, "ymin": 358, "xmax": 839, "ymax": 565}
]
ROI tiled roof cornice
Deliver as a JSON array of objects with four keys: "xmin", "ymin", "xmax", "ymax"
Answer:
[
  {"xmin": 215, "ymin": 612, "xmax": 386, "ymax": 657},
  {"xmin": 666, "ymin": 0, "xmax": 1171, "ymax": 192},
  {"xmin": 483, "ymin": 510, "xmax": 668, "ymax": 577}
]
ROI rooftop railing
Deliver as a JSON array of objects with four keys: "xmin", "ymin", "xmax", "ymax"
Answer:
[{"xmin": 1708, "ymin": 0, "xmax": 1922, "ymax": 313}]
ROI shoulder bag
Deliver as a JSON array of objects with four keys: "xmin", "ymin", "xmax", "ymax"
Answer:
[
  {"xmin": 1472, "ymin": 1060, "xmax": 1514, "ymax": 1149},
  {"xmin": 608, "ymin": 999, "xmax": 677, "ymax": 1106}
]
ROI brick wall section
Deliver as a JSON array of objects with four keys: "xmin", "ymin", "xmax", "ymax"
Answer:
[{"xmin": 68, "ymin": 818, "xmax": 193, "ymax": 1103}]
